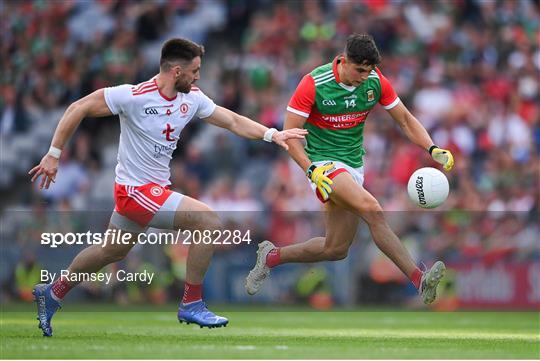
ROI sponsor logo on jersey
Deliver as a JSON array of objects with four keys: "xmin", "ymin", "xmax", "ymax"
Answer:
[
  {"xmin": 144, "ymin": 108, "xmax": 159, "ymax": 115},
  {"xmin": 153, "ymin": 143, "xmax": 176, "ymax": 158},
  {"xmin": 162, "ymin": 123, "xmax": 176, "ymax": 141},
  {"xmin": 151, "ymin": 186, "xmax": 163, "ymax": 197},
  {"xmin": 180, "ymin": 103, "xmax": 189, "ymax": 114},
  {"xmin": 312, "ymin": 110, "xmax": 370, "ymax": 129},
  {"xmin": 366, "ymin": 89, "xmax": 375, "ymax": 102},
  {"xmin": 322, "ymin": 99, "xmax": 337, "ymax": 106}
]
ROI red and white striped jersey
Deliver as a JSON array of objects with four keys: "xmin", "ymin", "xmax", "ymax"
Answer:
[{"xmin": 104, "ymin": 78, "xmax": 216, "ymax": 186}]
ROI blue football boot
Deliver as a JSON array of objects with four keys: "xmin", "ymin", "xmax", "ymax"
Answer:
[
  {"xmin": 178, "ymin": 301, "xmax": 228, "ymax": 328},
  {"xmin": 32, "ymin": 283, "xmax": 61, "ymax": 337}
]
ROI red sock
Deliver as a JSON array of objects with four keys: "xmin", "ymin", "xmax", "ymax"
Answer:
[
  {"xmin": 182, "ymin": 282, "xmax": 202, "ymax": 304},
  {"xmin": 266, "ymin": 248, "xmax": 281, "ymax": 268},
  {"xmin": 51, "ymin": 278, "xmax": 73, "ymax": 300},
  {"xmin": 410, "ymin": 267, "xmax": 423, "ymax": 290}
]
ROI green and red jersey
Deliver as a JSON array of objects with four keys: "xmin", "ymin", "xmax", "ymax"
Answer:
[{"xmin": 287, "ymin": 57, "xmax": 400, "ymax": 168}]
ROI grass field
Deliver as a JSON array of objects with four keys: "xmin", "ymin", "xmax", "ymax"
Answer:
[{"xmin": 1, "ymin": 304, "xmax": 539, "ymax": 359}]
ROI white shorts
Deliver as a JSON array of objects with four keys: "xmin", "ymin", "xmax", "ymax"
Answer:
[{"xmin": 310, "ymin": 160, "xmax": 365, "ymax": 203}]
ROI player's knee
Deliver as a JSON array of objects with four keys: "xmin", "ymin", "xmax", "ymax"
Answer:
[
  {"xmin": 205, "ymin": 211, "xmax": 222, "ymax": 232},
  {"xmin": 361, "ymin": 198, "xmax": 383, "ymax": 213},
  {"xmin": 325, "ymin": 245, "xmax": 349, "ymax": 261},
  {"xmin": 359, "ymin": 200, "xmax": 384, "ymax": 224}
]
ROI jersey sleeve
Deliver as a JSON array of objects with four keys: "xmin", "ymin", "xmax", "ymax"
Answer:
[
  {"xmin": 375, "ymin": 68, "xmax": 400, "ymax": 110},
  {"xmin": 286, "ymin": 74, "xmax": 316, "ymax": 118},
  {"xmin": 194, "ymin": 88, "xmax": 217, "ymax": 118},
  {"xmin": 104, "ymin": 84, "xmax": 133, "ymax": 115}
]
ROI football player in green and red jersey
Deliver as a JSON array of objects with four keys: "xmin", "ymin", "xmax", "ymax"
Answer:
[{"xmin": 246, "ymin": 34, "xmax": 454, "ymax": 305}]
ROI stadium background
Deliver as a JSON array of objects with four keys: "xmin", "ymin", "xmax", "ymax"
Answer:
[{"xmin": 1, "ymin": 0, "xmax": 539, "ymax": 311}]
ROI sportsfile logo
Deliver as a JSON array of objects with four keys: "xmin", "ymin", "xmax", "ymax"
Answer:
[
  {"xmin": 415, "ymin": 176, "xmax": 427, "ymax": 206},
  {"xmin": 40, "ymin": 229, "xmax": 252, "ymax": 248}
]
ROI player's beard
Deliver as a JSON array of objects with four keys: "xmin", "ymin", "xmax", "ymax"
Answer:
[{"xmin": 175, "ymin": 79, "xmax": 192, "ymax": 94}]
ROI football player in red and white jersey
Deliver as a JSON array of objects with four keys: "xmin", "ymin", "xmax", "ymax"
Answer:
[{"xmin": 29, "ymin": 38, "xmax": 307, "ymax": 336}]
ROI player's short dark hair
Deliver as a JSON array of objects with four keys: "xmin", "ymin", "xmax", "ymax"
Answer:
[
  {"xmin": 160, "ymin": 38, "xmax": 205, "ymax": 70},
  {"xmin": 344, "ymin": 34, "xmax": 381, "ymax": 66}
]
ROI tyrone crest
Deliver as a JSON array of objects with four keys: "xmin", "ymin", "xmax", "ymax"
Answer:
[{"xmin": 151, "ymin": 186, "xmax": 163, "ymax": 197}]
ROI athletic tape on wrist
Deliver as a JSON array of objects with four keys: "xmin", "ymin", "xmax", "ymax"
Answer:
[
  {"xmin": 48, "ymin": 146, "xmax": 62, "ymax": 159},
  {"xmin": 263, "ymin": 128, "xmax": 278, "ymax": 142}
]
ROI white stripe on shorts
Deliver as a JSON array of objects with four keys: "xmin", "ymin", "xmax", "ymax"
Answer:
[
  {"xmin": 127, "ymin": 186, "xmax": 159, "ymax": 213},
  {"xmin": 133, "ymin": 188, "xmax": 160, "ymax": 208}
]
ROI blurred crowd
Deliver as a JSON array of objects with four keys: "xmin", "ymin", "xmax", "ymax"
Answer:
[{"xmin": 1, "ymin": 0, "xmax": 539, "ymax": 304}]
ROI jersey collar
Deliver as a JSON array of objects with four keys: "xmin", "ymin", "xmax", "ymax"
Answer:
[{"xmin": 153, "ymin": 78, "xmax": 178, "ymax": 101}]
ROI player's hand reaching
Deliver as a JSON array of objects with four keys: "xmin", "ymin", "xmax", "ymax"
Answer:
[
  {"xmin": 29, "ymin": 154, "xmax": 59, "ymax": 189},
  {"xmin": 307, "ymin": 162, "xmax": 335, "ymax": 201},
  {"xmin": 429, "ymin": 145, "xmax": 454, "ymax": 171},
  {"xmin": 270, "ymin": 128, "xmax": 308, "ymax": 150}
]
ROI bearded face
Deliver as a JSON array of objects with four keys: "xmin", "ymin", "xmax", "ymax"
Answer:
[
  {"xmin": 174, "ymin": 76, "xmax": 192, "ymax": 93},
  {"xmin": 174, "ymin": 56, "xmax": 201, "ymax": 94}
]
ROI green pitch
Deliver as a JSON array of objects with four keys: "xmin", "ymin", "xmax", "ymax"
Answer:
[{"xmin": 1, "ymin": 304, "xmax": 539, "ymax": 359}]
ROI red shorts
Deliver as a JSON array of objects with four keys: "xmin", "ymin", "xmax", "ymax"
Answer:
[{"xmin": 114, "ymin": 183, "xmax": 173, "ymax": 227}]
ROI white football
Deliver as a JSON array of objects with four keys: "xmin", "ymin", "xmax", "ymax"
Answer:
[{"xmin": 407, "ymin": 167, "xmax": 449, "ymax": 208}]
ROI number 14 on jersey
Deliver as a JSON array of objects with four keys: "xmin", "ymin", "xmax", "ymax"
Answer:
[{"xmin": 345, "ymin": 99, "xmax": 356, "ymax": 108}]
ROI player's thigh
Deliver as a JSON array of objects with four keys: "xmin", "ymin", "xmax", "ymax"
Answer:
[
  {"xmin": 173, "ymin": 196, "xmax": 221, "ymax": 231},
  {"xmin": 323, "ymin": 200, "xmax": 360, "ymax": 252},
  {"xmin": 329, "ymin": 171, "xmax": 383, "ymax": 219}
]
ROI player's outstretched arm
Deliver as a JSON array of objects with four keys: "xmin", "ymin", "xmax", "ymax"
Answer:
[
  {"xmin": 284, "ymin": 111, "xmax": 334, "ymax": 201},
  {"xmin": 387, "ymin": 101, "xmax": 454, "ymax": 171},
  {"xmin": 283, "ymin": 111, "xmax": 311, "ymax": 172},
  {"xmin": 29, "ymin": 89, "xmax": 113, "ymax": 189},
  {"xmin": 203, "ymin": 105, "xmax": 307, "ymax": 150}
]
